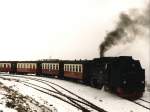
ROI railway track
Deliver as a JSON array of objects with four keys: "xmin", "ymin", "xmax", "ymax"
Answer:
[
  {"xmin": 139, "ymin": 99, "xmax": 150, "ymax": 103},
  {"xmin": 127, "ymin": 98, "xmax": 150, "ymax": 110},
  {"xmin": 133, "ymin": 100, "xmax": 150, "ymax": 110},
  {"xmin": 0, "ymin": 74, "xmax": 107, "ymax": 112}
]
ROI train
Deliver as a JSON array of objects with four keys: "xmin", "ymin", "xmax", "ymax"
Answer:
[{"xmin": 0, "ymin": 56, "xmax": 145, "ymax": 100}]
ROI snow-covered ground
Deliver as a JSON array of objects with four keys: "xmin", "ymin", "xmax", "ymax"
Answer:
[{"xmin": 0, "ymin": 73, "xmax": 149, "ymax": 112}]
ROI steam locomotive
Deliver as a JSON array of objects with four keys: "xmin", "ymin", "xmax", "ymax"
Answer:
[{"xmin": 0, "ymin": 56, "xmax": 145, "ymax": 100}]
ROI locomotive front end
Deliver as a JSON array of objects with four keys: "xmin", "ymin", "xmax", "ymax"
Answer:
[{"xmin": 115, "ymin": 59, "xmax": 145, "ymax": 100}]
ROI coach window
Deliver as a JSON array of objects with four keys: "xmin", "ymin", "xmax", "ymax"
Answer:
[
  {"xmin": 72, "ymin": 65, "xmax": 75, "ymax": 72},
  {"xmin": 79, "ymin": 65, "xmax": 81, "ymax": 72},
  {"xmin": 33, "ymin": 64, "xmax": 35, "ymax": 69},
  {"xmin": 25, "ymin": 64, "xmax": 27, "ymax": 68},
  {"xmin": 76, "ymin": 65, "xmax": 78, "ymax": 72},
  {"xmin": 43, "ymin": 64, "xmax": 44, "ymax": 69},
  {"xmin": 57, "ymin": 64, "xmax": 59, "ymax": 70},
  {"xmin": 4, "ymin": 64, "xmax": 6, "ymax": 68},
  {"xmin": 45, "ymin": 64, "xmax": 46, "ymax": 69},
  {"xmin": 68, "ymin": 65, "xmax": 70, "ymax": 71},
  {"xmin": 44, "ymin": 64, "xmax": 45, "ymax": 69},
  {"xmin": 26, "ymin": 64, "xmax": 28, "ymax": 68},
  {"xmin": 55, "ymin": 64, "xmax": 57, "ymax": 70},
  {"xmin": 47, "ymin": 64, "xmax": 48, "ymax": 69},
  {"xmin": 53, "ymin": 64, "xmax": 55, "ymax": 70},
  {"xmin": 46, "ymin": 64, "xmax": 48, "ymax": 69},
  {"xmin": 28, "ymin": 64, "xmax": 30, "ymax": 68},
  {"xmin": 49, "ymin": 64, "xmax": 51, "ymax": 69},
  {"xmin": 66, "ymin": 65, "xmax": 67, "ymax": 71},
  {"xmin": 50, "ymin": 64, "xmax": 52, "ymax": 69},
  {"xmin": 45, "ymin": 64, "xmax": 47, "ymax": 69},
  {"xmin": 43, "ymin": 64, "xmax": 45, "ymax": 69},
  {"xmin": 69, "ymin": 65, "xmax": 71, "ymax": 71},
  {"xmin": 66, "ymin": 65, "xmax": 68, "ymax": 71},
  {"xmin": 56, "ymin": 64, "xmax": 58, "ymax": 70},
  {"xmin": 48, "ymin": 64, "xmax": 50, "ymax": 69},
  {"xmin": 47, "ymin": 64, "xmax": 49, "ymax": 69}
]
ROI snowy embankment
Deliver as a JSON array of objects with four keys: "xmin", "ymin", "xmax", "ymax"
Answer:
[{"xmin": 0, "ymin": 73, "xmax": 149, "ymax": 112}]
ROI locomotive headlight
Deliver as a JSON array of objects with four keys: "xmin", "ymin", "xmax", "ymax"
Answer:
[{"xmin": 123, "ymin": 80, "xmax": 127, "ymax": 84}]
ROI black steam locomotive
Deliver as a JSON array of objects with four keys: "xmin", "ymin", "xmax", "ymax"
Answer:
[{"xmin": 0, "ymin": 56, "xmax": 145, "ymax": 100}]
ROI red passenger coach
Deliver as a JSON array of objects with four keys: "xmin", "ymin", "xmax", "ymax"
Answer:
[
  {"xmin": 41, "ymin": 61, "xmax": 60, "ymax": 77},
  {"xmin": 16, "ymin": 61, "xmax": 37, "ymax": 74},
  {"xmin": 0, "ymin": 62, "xmax": 12, "ymax": 73},
  {"xmin": 63, "ymin": 60, "xmax": 90, "ymax": 81}
]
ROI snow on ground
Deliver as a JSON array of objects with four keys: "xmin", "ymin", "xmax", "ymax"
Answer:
[{"xmin": 0, "ymin": 73, "xmax": 149, "ymax": 112}]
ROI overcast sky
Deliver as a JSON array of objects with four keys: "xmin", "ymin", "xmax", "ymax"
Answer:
[{"xmin": 0, "ymin": 0, "xmax": 148, "ymax": 60}]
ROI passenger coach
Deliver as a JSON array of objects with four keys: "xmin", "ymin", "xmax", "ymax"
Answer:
[
  {"xmin": 40, "ymin": 60, "xmax": 63, "ymax": 78},
  {"xmin": 63, "ymin": 60, "xmax": 91, "ymax": 82},
  {"xmin": 0, "ymin": 61, "xmax": 12, "ymax": 73},
  {"xmin": 16, "ymin": 61, "xmax": 37, "ymax": 74}
]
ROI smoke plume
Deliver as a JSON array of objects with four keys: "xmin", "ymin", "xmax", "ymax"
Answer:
[{"xmin": 100, "ymin": 2, "xmax": 150, "ymax": 57}]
